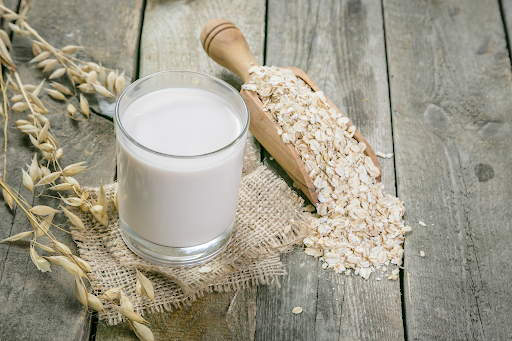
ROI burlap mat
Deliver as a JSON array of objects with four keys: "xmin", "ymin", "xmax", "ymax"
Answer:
[{"xmin": 71, "ymin": 140, "xmax": 312, "ymax": 325}]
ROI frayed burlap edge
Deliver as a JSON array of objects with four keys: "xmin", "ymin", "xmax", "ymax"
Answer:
[{"xmin": 71, "ymin": 138, "xmax": 312, "ymax": 325}]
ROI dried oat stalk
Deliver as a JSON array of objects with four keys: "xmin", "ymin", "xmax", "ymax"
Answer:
[{"xmin": 0, "ymin": 2, "xmax": 153, "ymax": 340}]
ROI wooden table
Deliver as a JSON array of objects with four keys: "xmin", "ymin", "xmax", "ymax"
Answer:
[{"xmin": 1, "ymin": 0, "xmax": 511, "ymax": 340}]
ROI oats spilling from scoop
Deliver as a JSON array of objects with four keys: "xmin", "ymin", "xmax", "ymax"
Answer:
[{"xmin": 245, "ymin": 66, "xmax": 410, "ymax": 280}]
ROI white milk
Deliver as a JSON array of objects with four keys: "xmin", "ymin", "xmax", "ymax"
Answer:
[{"xmin": 117, "ymin": 88, "xmax": 247, "ymax": 248}]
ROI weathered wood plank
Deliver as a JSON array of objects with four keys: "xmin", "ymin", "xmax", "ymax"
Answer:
[
  {"xmin": 96, "ymin": 290, "xmax": 257, "ymax": 341},
  {"xmin": 0, "ymin": 0, "xmax": 143, "ymax": 340},
  {"xmin": 501, "ymin": 0, "xmax": 512, "ymax": 54},
  {"xmin": 140, "ymin": 0, "xmax": 264, "ymax": 87},
  {"xmin": 96, "ymin": 0, "xmax": 265, "ymax": 339},
  {"xmin": 383, "ymin": 0, "xmax": 512, "ymax": 339},
  {"xmin": 23, "ymin": 0, "xmax": 143, "ymax": 118},
  {"xmin": 256, "ymin": 0, "xmax": 403, "ymax": 340}
]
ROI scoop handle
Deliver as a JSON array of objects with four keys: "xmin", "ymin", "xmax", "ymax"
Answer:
[{"xmin": 200, "ymin": 19, "xmax": 258, "ymax": 83}]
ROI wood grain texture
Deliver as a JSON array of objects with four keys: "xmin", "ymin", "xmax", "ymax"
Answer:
[
  {"xmin": 96, "ymin": 0, "xmax": 265, "ymax": 339},
  {"xmin": 0, "ymin": 0, "xmax": 142, "ymax": 340},
  {"xmin": 383, "ymin": 0, "xmax": 512, "ymax": 339},
  {"xmin": 139, "ymin": 0, "xmax": 264, "ymax": 86},
  {"xmin": 22, "ymin": 0, "xmax": 144, "ymax": 118},
  {"xmin": 200, "ymin": 18, "xmax": 259, "ymax": 83},
  {"xmin": 501, "ymin": 0, "xmax": 512, "ymax": 53},
  {"xmin": 96, "ymin": 290, "xmax": 257, "ymax": 341},
  {"xmin": 256, "ymin": 0, "xmax": 404, "ymax": 340}
]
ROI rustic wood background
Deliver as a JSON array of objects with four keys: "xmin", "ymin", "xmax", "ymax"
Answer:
[{"xmin": 0, "ymin": 0, "xmax": 511, "ymax": 340}]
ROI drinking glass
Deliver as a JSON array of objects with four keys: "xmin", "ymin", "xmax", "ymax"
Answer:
[{"xmin": 115, "ymin": 71, "xmax": 249, "ymax": 266}]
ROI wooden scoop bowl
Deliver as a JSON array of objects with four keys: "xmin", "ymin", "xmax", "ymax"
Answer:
[{"xmin": 200, "ymin": 19, "xmax": 381, "ymax": 204}]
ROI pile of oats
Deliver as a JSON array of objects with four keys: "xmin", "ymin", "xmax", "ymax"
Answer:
[{"xmin": 244, "ymin": 66, "xmax": 411, "ymax": 279}]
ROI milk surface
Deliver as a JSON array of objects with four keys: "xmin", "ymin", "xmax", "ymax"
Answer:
[
  {"xmin": 121, "ymin": 88, "xmax": 241, "ymax": 155},
  {"xmin": 117, "ymin": 88, "xmax": 247, "ymax": 248}
]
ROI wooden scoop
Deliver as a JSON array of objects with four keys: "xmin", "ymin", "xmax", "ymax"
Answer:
[{"xmin": 200, "ymin": 19, "xmax": 381, "ymax": 204}]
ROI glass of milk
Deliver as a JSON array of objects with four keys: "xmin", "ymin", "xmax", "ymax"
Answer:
[{"xmin": 115, "ymin": 71, "xmax": 249, "ymax": 266}]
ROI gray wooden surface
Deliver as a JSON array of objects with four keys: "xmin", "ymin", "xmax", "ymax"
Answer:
[
  {"xmin": 383, "ymin": 0, "xmax": 512, "ymax": 339},
  {"xmin": 0, "ymin": 0, "xmax": 143, "ymax": 340},
  {"xmin": 256, "ymin": 1, "xmax": 403, "ymax": 340},
  {"xmin": 501, "ymin": 0, "xmax": 512, "ymax": 52},
  {"xmin": 96, "ymin": 0, "xmax": 265, "ymax": 339},
  {"xmin": 96, "ymin": 290, "xmax": 257, "ymax": 341},
  {"xmin": 3, "ymin": 0, "xmax": 512, "ymax": 340}
]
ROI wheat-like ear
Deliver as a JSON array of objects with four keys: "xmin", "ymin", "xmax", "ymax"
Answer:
[
  {"xmin": 67, "ymin": 103, "xmax": 76, "ymax": 115},
  {"xmin": 114, "ymin": 188, "xmax": 119, "ymax": 211},
  {"xmin": 100, "ymin": 286, "xmax": 123, "ymax": 301},
  {"xmin": 53, "ymin": 240, "xmax": 72, "ymax": 255},
  {"xmin": 10, "ymin": 93, "xmax": 23, "ymax": 102},
  {"xmin": 36, "ymin": 171, "xmax": 62, "ymax": 186},
  {"xmin": 51, "ymin": 81, "xmax": 73, "ymax": 95},
  {"xmin": 114, "ymin": 70, "xmax": 125, "ymax": 97},
  {"xmin": 46, "ymin": 88, "xmax": 66, "ymax": 100},
  {"xmin": 47, "ymin": 256, "xmax": 86, "ymax": 277},
  {"xmin": 33, "ymin": 241, "xmax": 55, "ymax": 253},
  {"xmin": 107, "ymin": 71, "xmax": 116, "ymax": 91},
  {"xmin": 79, "ymin": 94, "xmax": 89, "ymax": 117},
  {"xmin": 22, "ymin": 169, "xmax": 34, "ymax": 192},
  {"xmin": 29, "ymin": 205, "xmax": 59, "ymax": 215},
  {"xmin": 2, "ymin": 188, "xmax": 13, "ymax": 210},
  {"xmin": 61, "ymin": 45, "xmax": 82, "ymax": 54},
  {"xmin": 114, "ymin": 306, "xmax": 147, "ymax": 324},
  {"xmin": 136, "ymin": 269, "xmax": 155, "ymax": 301},
  {"xmin": 0, "ymin": 3, "xmax": 157, "ymax": 338},
  {"xmin": 48, "ymin": 183, "xmax": 73, "ymax": 191},
  {"xmin": 87, "ymin": 293, "xmax": 104, "ymax": 312},
  {"xmin": 130, "ymin": 322, "xmax": 155, "ymax": 341},
  {"xmin": 34, "ymin": 213, "xmax": 54, "ymax": 237},
  {"xmin": 98, "ymin": 183, "xmax": 107, "ymax": 215},
  {"xmin": 49, "ymin": 67, "xmax": 66, "ymax": 79},
  {"xmin": 31, "ymin": 78, "xmax": 46, "ymax": 97},
  {"xmin": 75, "ymin": 277, "xmax": 88, "ymax": 308},
  {"xmin": 62, "ymin": 162, "xmax": 86, "ymax": 176},
  {"xmin": 1, "ymin": 230, "xmax": 33, "ymax": 242},
  {"xmin": 30, "ymin": 244, "xmax": 52, "ymax": 272},
  {"xmin": 72, "ymin": 255, "xmax": 91, "ymax": 273},
  {"xmin": 120, "ymin": 292, "xmax": 135, "ymax": 312},
  {"xmin": 0, "ymin": 29, "xmax": 11, "ymax": 48},
  {"xmin": 12, "ymin": 102, "xmax": 28, "ymax": 112},
  {"xmin": 59, "ymin": 206, "xmax": 84, "ymax": 232}
]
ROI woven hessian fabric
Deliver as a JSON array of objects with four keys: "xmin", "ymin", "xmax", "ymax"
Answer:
[{"xmin": 71, "ymin": 140, "xmax": 311, "ymax": 325}]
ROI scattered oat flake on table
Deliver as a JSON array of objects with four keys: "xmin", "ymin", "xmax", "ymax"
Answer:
[
  {"xmin": 420, "ymin": 251, "xmax": 425, "ymax": 257},
  {"xmin": 248, "ymin": 66, "xmax": 407, "ymax": 280},
  {"xmin": 375, "ymin": 151, "xmax": 394, "ymax": 159},
  {"xmin": 388, "ymin": 274, "xmax": 398, "ymax": 280},
  {"xmin": 292, "ymin": 307, "xmax": 303, "ymax": 314},
  {"xmin": 418, "ymin": 221, "xmax": 426, "ymax": 226}
]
